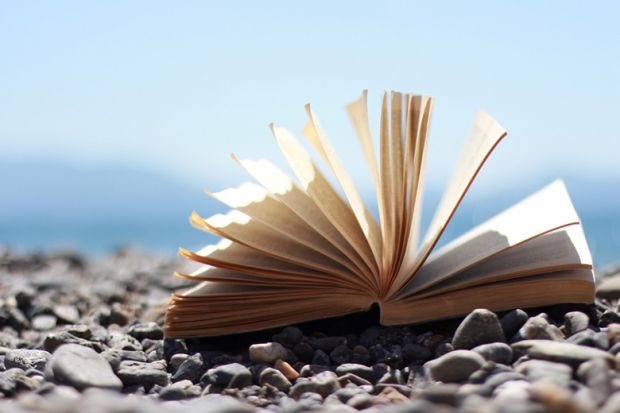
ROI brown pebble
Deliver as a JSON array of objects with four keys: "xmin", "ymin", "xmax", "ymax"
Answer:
[
  {"xmin": 378, "ymin": 386, "xmax": 409, "ymax": 403},
  {"xmin": 275, "ymin": 359, "xmax": 299, "ymax": 381}
]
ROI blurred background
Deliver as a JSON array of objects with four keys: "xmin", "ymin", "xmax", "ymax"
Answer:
[{"xmin": 1, "ymin": 1, "xmax": 618, "ymax": 267}]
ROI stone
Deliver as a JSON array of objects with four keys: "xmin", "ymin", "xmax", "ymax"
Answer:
[
  {"xmin": 46, "ymin": 344, "xmax": 122, "ymax": 390},
  {"xmin": 608, "ymin": 323, "xmax": 620, "ymax": 346},
  {"xmin": 425, "ymin": 350, "xmax": 485, "ymax": 383},
  {"xmin": 601, "ymin": 393, "xmax": 620, "ymax": 413},
  {"xmin": 472, "ymin": 342, "xmax": 513, "ymax": 365},
  {"xmin": 31, "ymin": 315, "xmax": 57, "ymax": 331},
  {"xmin": 4, "ymin": 349, "xmax": 51, "ymax": 371},
  {"xmin": 511, "ymin": 339, "xmax": 615, "ymax": 368},
  {"xmin": 351, "ymin": 345, "xmax": 371, "ymax": 365},
  {"xmin": 275, "ymin": 359, "xmax": 299, "ymax": 381},
  {"xmin": 515, "ymin": 359, "xmax": 573, "ymax": 387},
  {"xmin": 499, "ymin": 309, "xmax": 529, "ymax": 339},
  {"xmin": 201, "ymin": 363, "xmax": 252, "ymax": 389},
  {"xmin": 43, "ymin": 331, "xmax": 101, "ymax": 353},
  {"xmin": 169, "ymin": 353, "xmax": 189, "ymax": 373},
  {"xmin": 577, "ymin": 358, "xmax": 612, "ymax": 406},
  {"xmin": 159, "ymin": 379, "xmax": 193, "ymax": 400},
  {"xmin": 126, "ymin": 322, "xmax": 164, "ymax": 340},
  {"xmin": 329, "ymin": 344, "xmax": 352, "ymax": 364},
  {"xmin": 53, "ymin": 304, "xmax": 80, "ymax": 324},
  {"xmin": 293, "ymin": 342, "xmax": 314, "ymax": 363},
  {"xmin": 517, "ymin": 315, "xmax": 564, "ymax": 341},
  {"xmin": 273, "ymin": 326, "xmax": 303, "ymax": 347},
  {"xmin": 335, "ymin": 363, "xmax": 375, "ymax": 382},
  {"xmin": 403, "ymin": 342, "xmax": 433, "ymax": 362},
  {"xmin": 259, "ymin": 367, "xmax": 291, "ymax": 391},
  {"xmin": 308, "ymin": 336, "xmax": 347, "ymax": 352},
  {"xmin": 171, "ymin": 352, "xmax": 205, "ymax": 383},
  {"xmin": 452, "ymin": 309, "xmax": 505, "ymax": 349},
  {"xmin": 116, "ymin": 360, "xmax": 169, "ymax": 387},
  {"xmin": 107, "ymin": 332, "xmax": 142, "ymax": 351},
  {"xmin": 564, "ymin": 311, "xmax": 590, "ymax": 336},
  {"xmin": 311, "ymin": 349, "xmax": 330, "ymax": 366},
  {"xmin": 290, "ymin": 371, "xmax": 340, "ymax": 399},
  {"xmin": 249, "ymin": 342, "xmax": 288, "ymax": 364}
]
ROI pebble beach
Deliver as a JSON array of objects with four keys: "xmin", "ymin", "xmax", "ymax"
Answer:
[{"xmin": 2, "ymin": 247, "xmax": 620, "ymax": 413}]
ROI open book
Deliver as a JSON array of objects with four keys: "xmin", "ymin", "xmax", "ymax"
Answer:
[{"xmin": 165, "ymin": 91, "xmax": 595, "ymax": 338}]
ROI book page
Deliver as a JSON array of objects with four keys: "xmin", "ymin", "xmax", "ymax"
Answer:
[
  {"xmin": 189, "ymin": 210, "xmax": 364, "ymax": 285},
  {"xmin": 207, "ymin": 182, "xmax": 362, "ymax": 276},
  {"xmin": 396, "ymin": 180, "xmax": 581, "ymax": 297},
  {"xmin": 388, "ymin": 111, "xmax": 507, "ymax": 297},
  {"xmin": 302, "ymin": 106, "xmax": 383, "ymax": 270},
  {"xmin": 270, "ymin": 125, "xmax": 380, "ymax": 287},
  {"xmin": 233, "ymin": 157, "xmax": 374, "ymax": 281},
  {"xmin": 411, "ymin": 224, "xmax": 592, "ymax": 299}
]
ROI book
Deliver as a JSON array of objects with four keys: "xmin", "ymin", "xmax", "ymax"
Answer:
[{"xmin": 164, "ymin": 90, "xmax": 595, "ymax": 338}]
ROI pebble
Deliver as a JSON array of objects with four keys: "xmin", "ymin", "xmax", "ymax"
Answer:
[
  {"xmin": 249, "ymin": 342, "xmax": 288, "ymax": 364},
  {"xmin": 127, "ymin": 322, "xmax": 164, "ymax": 340},
  {"xmin": 452, "ymin": 309, "xmax": 505, "ymax": 349},
  {"xmin": 512, "ymin": 339, "xmax": 615, "ymax": 367},
  {"xmin": 499, "ymin": 309, "xmax": 529, "ymax": 339},
  {"xmin": 201, "ymin": 363, "xmax": 252, "ymax": 389},
  {"xmin": 259, "ymin": 367, "xmax": 291, "ymax": 391},
  {"xmin": 472, "ymin": 342, "xmax": 513, "ymax": 365},
  {"xmin": 516, "ymin": 315, "xmax": 565, "ymax": 341},
  {"xmin": 290, "ymin": 371, "xmax": 340, "ymax": 398},
  {"xmin": 45, "ymin": 344, "xmax": 122, "ymax": 390},
  {"xmin": 564, "ymin": 311, "xmax": 590, "ymax": 336},
  {"xmin": 116, "ymin": 360, "xmax": 169, "ymax": 387},
  {"xmin": 275, "ymin": 359, "xmax": 299, "ymax": 381},
  {"xmin": 171, "ymin": 352, "xmax": 205, "ymax": 383},
  {"xmin": 32, "ymin": 314, "xmax": 58, "ymax": 331},
  {"xmin": 4, "ymin": 349, "xmax": 51, "ymax": 371},
  {"xmin": 515, "ymin": 359, "xmax": 573, "ymax": 387},
  {"xmin": 425, "ymin": 350, "xmax": 485, "ymax": 383},
  {"xmin": 335, "ymin": 363, "xmax": 375, "ymax": 382}
]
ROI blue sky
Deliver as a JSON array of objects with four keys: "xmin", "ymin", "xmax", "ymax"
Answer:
[{"xmin": 1, "ymin": 1, "xmax": 619, "ymax": 197}]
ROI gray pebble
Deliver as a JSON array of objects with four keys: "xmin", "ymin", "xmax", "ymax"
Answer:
[
  {"xmin": 127, "ymin": 322, "xmax": 164, "ymax": 341},
  {"xmin": 335, "ymin": 363, "xmax": 375, "ymax": 382},
  {"xmin": 31, "ymin": 315, "xmax": 57, "ymax": 331},
  {"xmin": 116, "ymin": 360, "xmax": 169, "ymax": 387},
  {"xmin": 452, "ymin": 309, "xmax": 505, "ymax": 349},
  {"xmin": 516, "ymin": 316, "xmax": 564, "ymax": 341},
  {"xmin": 472, "ymin": 342, "xmax": 513, "ymax": 364},
  {"xmin": 46, "ymin": 344, "xmax": 122, "ymax": 391},
  {"xmin": 249, "ymin": 342, "xmax": 287, "ymax": 364},
  {"xmin": 4, "ymin": 349, "xmax": 51, "ymax": 371},
  {"xmin": 499, "ymin": 309, "xmax": 529, "ymax": 340},
  {"xmin": 171, "ymin": 352, "xmax": 205, "ymax": 383},
  {"xmin": 259, "ymin": 367, "xmax": 291, "ymax": 391},
  {"xmin": 512, "ymin": 339, "xmax": 615, "ymax": 368},
  {"xmin": 564, "ymin": 311, "xmax": 590, "ymax": 336},
  {"xmin": 425, "ymin": 350, "xmax": 485, "ymax": 383},
  {"xmin": 290, "ymin": 371, "xmax": 340, "ymax": 399},
  {"xmin": 201, "ymin": 363, "xmax": 252, "ymax": 389},
  {"xmin": 515, "ymin": 359, "xmax": 572, "ymax": 387}
]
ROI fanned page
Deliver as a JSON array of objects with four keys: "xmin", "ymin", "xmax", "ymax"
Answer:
[{"xmin": 388, "ymin": 111, "xmax": 507, "ymax": 297}]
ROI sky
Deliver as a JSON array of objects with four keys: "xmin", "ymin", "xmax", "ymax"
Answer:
[{"xmin": 1, "ymin": 1, "xmax": 619, "ymax": 198}]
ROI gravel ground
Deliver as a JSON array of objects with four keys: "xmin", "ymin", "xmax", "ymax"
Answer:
[{"xmin": 1, "ymin": 247, "xmax": 620, "ymax": 413}]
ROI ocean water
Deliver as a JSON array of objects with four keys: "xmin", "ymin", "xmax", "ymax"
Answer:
[{"xmin": 1, "ymin": 213, "xmax": 619, "ymax": 269}]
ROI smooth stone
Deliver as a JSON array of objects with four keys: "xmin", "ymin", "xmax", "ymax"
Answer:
[
  {"xmin": 273, "ymin": 326, "xmax": 303, "ymax": 347},
  {"xmin": 516, "ymin": 316, "xmax": 564, "ymax": 341},
  {"xmin": 169, "ymin": 353, "xmax": 189, "ymax": 373},
  {"xmin": 577, "ymin": 358, "xmax": 612, "ymax": 406},
  {"xmin": 608, "ymin": 323, "xmax": 620, "ymax": 346},
  {"xmin": 308, "ymin": 336, "xmax": 347, "ymax": 352},
  {"xmin": 290, "ymin": 371, "xmax": 340, "ymax": 399},
  {"xmin": 126, "ymin": 322, "xmax": 164, "ymax": 340},
  {"xmin": 201, "ymin": 363, "xmax": 252, "ymax": 389},
  {"xmin": 425, "ymin": 350, "xmax": 485, "ymax": 383},
  {"xmin": 4, "ymin": 349, "xmax": 51, "ymax": 371},
  {"xmin": 515, "ymin": 359, "xmax": 572, "ymax": 387},
  {"xmin": 601, "ymin": 392, "xmax": 620, "ymax": 413},
  {"xmin": 171, "ymin": 352, "xmax": 205, "ymax": 383},
  {"xmin": 499, "ymin": 309, "xmax": 529, "ymax": 340},
  {"xmin": 511, "ymin": 339, "xmax": 615, "ymax": 367},
  {"xmin": 116, "ymin": 360, "xmax": 169, "ymax": 387},
  {"xmin": 32, "ymin": 315, "xmax": 57, "ymax": 331},
  {"xmin": 249, "ymin": 342, "xmax": 288, "ymax": 364},
  {"xmin": 335, "ymin": 363, "xmax": 375, "ymax": 382},
  {"xmin": 493, "ymin": 380, "xmax": 533, "ymax": 403},
  {"xmin": 564, "ymin": 311, "xmax": 590, "ymax": 336},
  {"xmin": 329, "ymin": 344, "xmax": 352, "ymax": 364},
  {"xmin": 159, "ymin": 379, "xmax": 193, "ymax": 400},
  {"xmin": 299, "ymin": 364, "xmax": 330, "ymax": 377},
  {"xmin": 100, "ymin": 349, "xmax": 147, "ymax": 372},
  {"xmin": 53, "ymin": 304, "xmax": 80, "ymax": 324},
  {"xmin": 46, "ymin": 344, "xmax": 122, "ymax": 390},
  {"xmin": 351, "ymin": 345, "xmax": 371, "ymax": 365},
  {"xmin": 402, "ymin": 342, "xmax": 433, "ymax": 362},
  {"xmin": 259, "ymin": 367, "xmax": 291, "ymax": 391},
  {"xmin": 472, "ymin": 342, "xmax": 513, "ymax": 365},
  {"xmin": 311, "ymin": 349, "xmax": 331, "ymax": 366},
  {"xmin": 275, "ymin": 359, "xmax": 299, "ymax": 381},
  {"xmin": 452, "ymin": 309, "xmax": 505, "ymax": 349}
]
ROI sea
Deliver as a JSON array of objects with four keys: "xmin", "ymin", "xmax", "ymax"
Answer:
[{"xmin": 2, "ymin": 212, "xmax": 619, "ymax": 270}]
